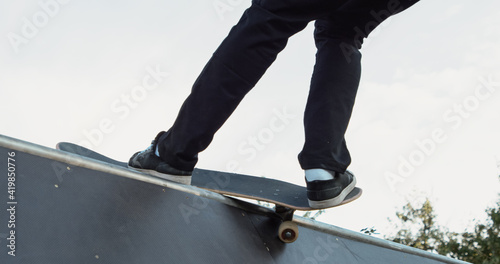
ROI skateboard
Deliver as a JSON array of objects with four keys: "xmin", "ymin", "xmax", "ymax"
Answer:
[{"xmin": 56, "ymin": 142, "xmax": 362, "ymax": 243}]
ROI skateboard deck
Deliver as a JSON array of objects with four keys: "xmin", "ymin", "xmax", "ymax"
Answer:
[
  {"xmin": 56, "ymin": 142, "xmax": 362, "ymax": 243},
  {"xmin": 56, "ymin": 142, "xmax": 361, "ymax": 211}
]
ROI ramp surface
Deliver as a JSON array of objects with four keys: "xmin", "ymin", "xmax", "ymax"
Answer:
[{"xmin": 0, "ymin": 136, "xmax": 468, "ymax": 264}]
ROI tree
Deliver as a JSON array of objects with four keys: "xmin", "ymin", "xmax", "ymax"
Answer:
[
  {"xmin": 386, "ymin": 198, "xmax": 447, "ymax": 252},
  {"xmin": 386, "ymin": 196, "xmax": 500, "ymax": 263},
  {"xmin": 443, "ymin": 201, "xmax": 500, "ymax": 263}
]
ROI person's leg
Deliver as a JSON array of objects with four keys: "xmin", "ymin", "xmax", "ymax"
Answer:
[
  {"xmin": 299, "ymin": 0, "xmax": 419, "ymax": 173},
  {"xmin": 298, "ymin": 18, "xmax": 363, "ymax": 207},
  {"xmin": 130, "ymin": 0, "xmax": 420, "ymax": 190},
  {"xmin": 298, "ymin": 21, "xmax": 362, "ymax": 174},
  {"xmin": 156, "ymin": 0, "xmax": 351, "ymax": 172},
  {"xmin": 299, "ymin": 0, "xmax": 419, "ymax": 207}
]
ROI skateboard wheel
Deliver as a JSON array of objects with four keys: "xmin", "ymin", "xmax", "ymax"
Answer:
[{"xmin": 278, "ymin": 221, "xmax": 298, "ymax": 243}]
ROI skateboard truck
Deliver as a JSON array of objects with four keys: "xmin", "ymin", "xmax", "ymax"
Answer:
[{"xmin": 275, "ymin": 205, "xmax": 299, "ymax": 243}]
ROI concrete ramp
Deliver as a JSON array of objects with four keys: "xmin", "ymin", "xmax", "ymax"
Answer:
[{"xmin": 0, "ymin": 135, "xmax": 468, "ymax": 264}]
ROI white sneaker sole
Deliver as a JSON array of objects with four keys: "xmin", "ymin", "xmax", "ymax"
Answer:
[
  {"xmin": 128, "ymin": 166, "xmax": 192, "ymax": 185},
  {"xmin": 308, "ymin": 176, "xmax": 357, "ymax": 209}
]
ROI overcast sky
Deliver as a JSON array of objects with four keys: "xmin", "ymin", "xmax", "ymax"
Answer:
[{"xmin": 1, "ymin": 0, "xmax": 499, "ymax": 236}]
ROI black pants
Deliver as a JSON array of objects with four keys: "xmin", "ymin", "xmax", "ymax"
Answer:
[{"xmin": 158, "ymin": 0, "xmax": 419, "ymax": 172}]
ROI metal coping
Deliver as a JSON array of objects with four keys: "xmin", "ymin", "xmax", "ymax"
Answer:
[{"xmin": 0, "ymin": 134, "xmax": 468, "ymax": 264}]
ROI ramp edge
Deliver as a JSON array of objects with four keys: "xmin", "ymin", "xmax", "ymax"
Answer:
[
  {"xmin": 0, "ymin": 134, "xmax": 468, "ymax": 264},
  {"xmin": 0, "ymin": 134, "xmax": 272, "ymax": 216}
]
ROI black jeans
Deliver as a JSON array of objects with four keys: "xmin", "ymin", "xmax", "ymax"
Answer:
[{"xmin": 158, "ymin": 0, "xmax": 419, "ymax": 172}]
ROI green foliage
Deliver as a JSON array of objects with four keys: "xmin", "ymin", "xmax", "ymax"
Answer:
[
  {"xmin": 386, "ymin": 198, "xmax": 500, "ymax": 263},
  {"xmin": 302, "ymin": 209, "xmax": 325, "ymax": 220},
  {"xmin": 388, "ymin": 198, "xmax": 446, "ymax": 252},
  {"xmin": 360, "ymin": 226, "xmax": 379, "ymax": 236},
  {"xmin": 443, "ymin": 202, "xmax": 500, "ymax": 263}
]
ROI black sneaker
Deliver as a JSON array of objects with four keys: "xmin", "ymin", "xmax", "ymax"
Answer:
[
  {"xmin": 305, "ymin": 170, "xmax": 356, "ymax": 209},
  {"xmin": 128, "ymin": 137, "xmax": 192, "ymax": 185}
]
